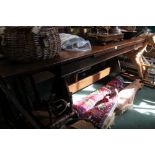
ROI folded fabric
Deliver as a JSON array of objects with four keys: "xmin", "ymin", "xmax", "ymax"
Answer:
[
  {"xmin": 73, "ymin": 76, "xmax": 125, "ymax": 128},
  {"xmin": 105, "ymin": 76, "xmax": 125, "ymax": 93},
  {"xmin": 83, "ymin": 95, "xmax": 117, "ymax": 128},
  {"xmin": 73, "ymin": 87, "xmax": 111, "ymax": 114}
]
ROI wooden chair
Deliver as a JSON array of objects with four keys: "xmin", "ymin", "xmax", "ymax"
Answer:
[{"xmin": 126, "ymin": 34, "xmax": 155, "ymax": 87}]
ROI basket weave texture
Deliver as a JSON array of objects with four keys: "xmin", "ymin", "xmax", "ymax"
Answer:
[{"xmin": 3, "ymin": 26, "xmax": 61, "ymax": 62}]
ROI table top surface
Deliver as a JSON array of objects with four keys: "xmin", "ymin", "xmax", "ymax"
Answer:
[{"xmin": 0, "ymin": 37, "xmax": 145, "ymax": 79}]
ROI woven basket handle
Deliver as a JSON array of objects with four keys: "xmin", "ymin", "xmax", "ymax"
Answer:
[
  {"xmin": 0, "ymin": 27, "xmax": 6, "ymax": 46},
  {"xmin": 31, "ymin": 26, "xmax": 50, "ymax": 48},
  {"xmin": 1, "ymin": 35, "xmax": 6, "ymax": 46},
  {"xmin": 40, "ymin": 30, "xmax": 51, "ymax": 48},
  {"xmin": 31, "ymin": 26, "xmax": 42, "ymax": 34}
]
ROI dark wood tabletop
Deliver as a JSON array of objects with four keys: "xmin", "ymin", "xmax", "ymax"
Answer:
[{"xmin": 0, "ymin": 37, "xmax": 145, "ymax": 79}]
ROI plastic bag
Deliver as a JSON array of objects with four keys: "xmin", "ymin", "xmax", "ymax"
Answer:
[{"xmin": 59, "ymin": 33, "xmax": 91, "ymax": 52}]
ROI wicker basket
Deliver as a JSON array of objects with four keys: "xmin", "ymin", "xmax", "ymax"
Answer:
[
  {"xmin": 0, "ymin": 36, "xmax": 2, "ymax": 53},
  {"xmin": 2, "ymin": 26, "xmax": 61, "ymax": 63}
]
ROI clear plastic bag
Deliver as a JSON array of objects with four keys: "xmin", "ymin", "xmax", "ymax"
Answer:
[{"xmin": 60, "ymin": 33, "xmax": 92, "ymax": 52}]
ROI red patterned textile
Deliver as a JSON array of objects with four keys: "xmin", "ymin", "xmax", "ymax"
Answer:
[
  {"xmin": 84, "ymin": 95, "xmax": 117, "ymax": 128},
  {"xmin": 73, "ymin": 76, "xmax": 125, "ymax": 128},
  {"xmin": 73, "ymin": 87, "xmax": 111, "ymax": 114}
]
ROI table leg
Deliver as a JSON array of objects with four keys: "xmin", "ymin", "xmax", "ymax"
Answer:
[{"xmin": 53, "ymin": 76, "xmax": 73, "ymax": 112}]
